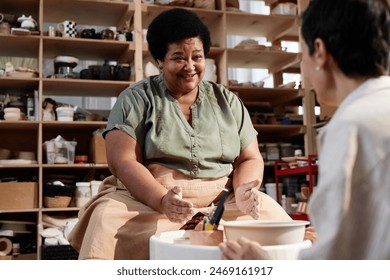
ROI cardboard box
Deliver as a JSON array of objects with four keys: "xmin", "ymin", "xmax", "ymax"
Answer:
[
  {"xmin": 90, "ymin": 135, "xmax": 107, "ymax": 164},
  {"xmin": 0, "ymin": 182, "xmax": 38, "ymax": 210}
]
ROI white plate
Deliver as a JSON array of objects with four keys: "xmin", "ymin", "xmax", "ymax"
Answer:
[
  {"xmin": 11, "ymin": 28, "xmax": 31, "ymax": 36},
  {"xmin": 7, "ymin": 71, "xmax": 38, "ymax": 78},
  {"xmin": 54, "ymin": 56, "xmax": 79, "ymax": 64},
  {"xmin": 0, "ymin": 159, "xmax": 36, "ymax": 165},
  {"xmin": 0, "ymin": 220, "xmax": 35, "ymax": 234}
]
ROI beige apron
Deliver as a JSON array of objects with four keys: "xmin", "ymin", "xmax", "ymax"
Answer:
[{"xmin": 68, "ymin": 165, "xmax": 290, "ymax": 259}]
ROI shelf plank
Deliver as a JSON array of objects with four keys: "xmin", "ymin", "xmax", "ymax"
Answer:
[
  {"xmin": 226, "ymin": 12, "xmax": 298, "ymax": 40},
  {"xmin": 43, "ymin": 0, "xmax": 134, "ymax": 28},
  {"xmin": 0, "ymin": 121, "xmax": 39, "ymax": 131},
  {"xmin": 0, "ymin": 164, "xmax": 39, "ymax": 168},
  {"xmin": 42, "ymin": 37, "xmax": 135, "ymax": 62},
  {"xmin": 0, "ymin": 209, "xmax": 39, "ymax": 214},
  {"xmin": 0, "ymin": 77, "xmax": 39, "ymax": 90},
  {"xmin": 142, "ymin": 5, "xmax": 223, "ymax": 28},
  {"xmin": 42, "ymin": 163, "xmax": 108, "ymax": 169},
  {"xmin": 230, "ymin": 86, "xmax": 302, "ymax": 106},
  {"xmin": 42, "ymin": 79, "xmax": 131, "ymax": 97},
  {"xmin": 253, "ymin": 124, "xmax": 305, "ymax": 138},
  {"xmin": 227, "ymin": 48, "xmax": 300, "ymax": 72},
  {"xmin": 0, "ymin": 35, "xmax": 40, "ymax": 57},
  {"xmin": 42, "ymin": 120, "xmax": 107, "ymax": 130},
  {"xmin": 41, "ymin": 207, "xmax": 80, "ymax": 212}
]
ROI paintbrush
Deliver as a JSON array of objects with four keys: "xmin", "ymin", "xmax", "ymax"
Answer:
[{"xmin": 204, "ymin": 188, "xmax": 230, "ymax": 231}]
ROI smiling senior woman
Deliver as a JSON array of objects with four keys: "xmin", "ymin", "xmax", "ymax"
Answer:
[{"xmin": 68, "ymin": 8, "xmax": 290, "ymax": 260}]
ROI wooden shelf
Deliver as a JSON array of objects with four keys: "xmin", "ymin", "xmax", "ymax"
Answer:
[
  {"xmin": 0, "ymin": 77, "xmax": 39, "ymax": 90},
  {"xmin": 226, "ymin": 11, "xmax": 298, "ymax": 41},
  {"xmin": 227, "ymin": 48, "xmax": 300, "ymax": 73},
  {"xmin": 142, "ymin": 5, "xmax": 224, "ymax": 28},
  {"xmin": 42, "ymin": 163, "xmax": 108, "ymax": 169},
  {"xmin": 0, "ymin": 35, "xmax": 40, "ymax": 57},
  {"xmin": 253, "ymin": 124, "xmax": 305, "ymax": 137},
  {"xmin": 42, "ymin": 37, "xmax": 135, "ymax": 62},
  {"xmin": 42, "ymin": 79, "xmax": 131, "ymax": 97},
  {"xmin": 230, "ymin": 86, "xmax": 302, "ymax": 106},
  {"xmin": 0, "ymin": 208, "xmax": 39, "ymax": 214},
  {"xmin": 43, "ymin": 0, "xmax": 134, "ymax": 28}
]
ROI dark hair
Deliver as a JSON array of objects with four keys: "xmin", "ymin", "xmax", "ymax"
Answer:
[
  {"xmin": 146, "ymin": 8, "xmax": 211, "ymax": 61},
  {"xmin": 301, "ymin": 0, "xmax": 390, "ymax": 77}
]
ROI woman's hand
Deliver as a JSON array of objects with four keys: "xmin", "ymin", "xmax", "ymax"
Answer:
[
  {"xmin": 161, "ymin": 186, "xmax": 195, "ymax": 224},
  {"xmin": 235, "ymin": 179, "xmax": 262, "ymax": 219},
  {"xmin": 304, "ymin": 226, "xmax": 317, "ymax": 243},
  {"xmin": 219, "ymin": 237, "xmax": 271, "ymax": 260}
]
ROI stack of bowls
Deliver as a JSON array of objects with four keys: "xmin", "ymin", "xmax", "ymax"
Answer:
[{"xmin": 3, "ymin": 107, "xmax": 21, "ymax": 121}]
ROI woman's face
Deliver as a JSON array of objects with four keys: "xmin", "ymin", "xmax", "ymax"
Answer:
[{"xmin": 159, "ymin": 37, "xmax": 205, "ymax": 95}]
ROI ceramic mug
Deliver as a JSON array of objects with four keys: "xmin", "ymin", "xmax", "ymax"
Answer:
[
  {"xmin": 0, "ymin": 22, "xmax": 10, "ymax": 34},
  {"xmin": 57, "ymin": 20, "xmax": 77, "ymax": 37},
  {"xmin": 100, "ymin": 28, "xmax": 115, "ymax": 40}
]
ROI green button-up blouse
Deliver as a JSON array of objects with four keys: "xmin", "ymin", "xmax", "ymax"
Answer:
[{"xmin": 104, "ymin": 74, "xmax": 257, "ymax": 179}]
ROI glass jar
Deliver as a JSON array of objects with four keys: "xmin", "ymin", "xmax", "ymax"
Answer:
[
  {"xmin": 279, "ymin": 143, "xmax": 294, "ymax": 158},
  {"xmin": 75, "ymin": 182, "xmax": 91, "ymax": 208},
  {"xmin": 265, "ymin": 143, "xmax": 280, "ymax": 161}
]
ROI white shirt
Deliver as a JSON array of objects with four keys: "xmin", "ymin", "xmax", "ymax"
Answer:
[{"xmin": 299, "ymin": 76, "xmax": 390, "ymax": 259}]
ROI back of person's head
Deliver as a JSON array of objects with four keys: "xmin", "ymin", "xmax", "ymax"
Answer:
[
  {"xmin": 301, "ymin": 0, "xmax": 390, "ymax": 77},
  {"xmin": 147, "ymin": 8, "xmax": 211, "ymax": 61}
]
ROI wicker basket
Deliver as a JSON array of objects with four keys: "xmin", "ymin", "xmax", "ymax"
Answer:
[
  {"xmin": 41, "ymin": 245, "xmax": 79, "ymax": 260},
  {"xmin": 44, "ymin": 196, "xmax": 72, "ymax": 208}
]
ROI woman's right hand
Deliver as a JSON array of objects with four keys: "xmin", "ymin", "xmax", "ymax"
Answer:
[{"xmin": 161, "ymin": 186, "xmax": 195, "ymax": 223}]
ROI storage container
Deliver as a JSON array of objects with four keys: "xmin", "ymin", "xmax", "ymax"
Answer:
[
  {"xmin": 0, "ymin": 182, "xmax": 38, "ymax": 210},
  {"xmin": 265, "ymin": 143, "xmax": 280, "ymax": 161},
  {"xmin": 43, "ymin": 136, "xmax": 77, "ymax": 164}
]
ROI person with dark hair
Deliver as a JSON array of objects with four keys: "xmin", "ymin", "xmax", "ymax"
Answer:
[
  {"xmin": 68, "ymin": 8, "xmax": 291, "ymax": 260},
  {"xmin": 220, "ymin": 0, "xmax": 390, "ymax": 260}
]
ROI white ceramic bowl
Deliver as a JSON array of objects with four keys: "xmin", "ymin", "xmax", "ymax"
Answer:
[
  {"xmin": 17, "ymin": 151, "xmax": 35, "ymax": 161},
  {"xmin": 4, "ymin": 107, "xmax": 21, "ymax": 114},
  {"xmin": 220, "ymin": 220, "xmax": 310, "ymax": 246},
  {"xmin": 56, "ymin": 107, "xmax": 74, "ymax": 121},
  {"xmin": 149, "ymin": 230, "xmax": 311, "ymax": 260},
  {"xmin": 4, "ymin": 112, "xmax": 21, "ymax": 121}
]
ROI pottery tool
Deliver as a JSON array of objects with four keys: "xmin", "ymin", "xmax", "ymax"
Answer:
[{"xmin": 204, "ymin": 189, "xmax": 230, "ymax": 231}]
